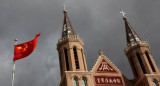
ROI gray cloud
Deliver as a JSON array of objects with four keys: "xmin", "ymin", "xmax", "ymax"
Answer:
[{"xmin": 0, "ymin": 0, "xmax": 160, "ymax": 86}]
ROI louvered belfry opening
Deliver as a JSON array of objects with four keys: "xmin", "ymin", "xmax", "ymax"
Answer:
[
  {"xmin": 136, "ymin": 53, "xmax": 147, "ymax": 74},
  {"xmin": 73, "ymin": 47, "xmax": 80, "ymax": 69},
  {"xmin": 130, "ymin": 57, "xmax": 139, "ymax": 77},
  {"xmin": 145, "ymin": 51, "xmax": 156, "ymax": 72},
  {"xmin": 64, "ymin": 48, "xmax": 70, "ymax": 71}
]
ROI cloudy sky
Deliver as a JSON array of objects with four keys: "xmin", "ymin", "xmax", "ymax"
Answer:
[{"xmin": 0, "ymin": 0, "xmax": 160, "ymax": 86}]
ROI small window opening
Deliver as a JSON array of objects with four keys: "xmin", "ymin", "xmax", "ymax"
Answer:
[
  {"xmin": 153, "ymin": 80, "xmax": 159, "ymax": 86},
  {"xmin": 136, "ymin": 53, "xmax": 147, "ymax": 74},
  {"xmin": 64, "ymin": 48, "xmax": 69, "ymax": 71},
  {"xmin": 73, "ymin": 47, "xmax": 79, "ymax": 69},
  {"xmin": 82, "ymin": 77, "xmax": 87, "ymax": 86},
  {"xmin": 73, "ymin": 77, "xmax": 78, "ymax": 86},
  {"xmin": 130, "ymin": 57, "xmax": 139, "ymax": 77},
  {"xmin": 145, "ymin": 51, "xmax": 156, "ymax": 72}
]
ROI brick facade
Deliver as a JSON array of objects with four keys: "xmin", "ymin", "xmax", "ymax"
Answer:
[{"xmin": 57, "ymin": 10, "xmax": 160, "ymax": 86}]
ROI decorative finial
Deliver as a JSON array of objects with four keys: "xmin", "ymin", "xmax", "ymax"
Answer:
[
  {"xmin": 120, "ymin": 11, "xmax": 126, "ymax": 18},
  {"xmin": 62, "ymin": 4, "xmax": 67, "ymax": 11},
  {"xmin": 14, "ymin": 38, "xmax": 18, "ymax": 45},
  {"xmin": 14, "ymin": 39, "xmax": 18, "ymax": 42},
  {"xmin": 99, "ymin": 50, "xmax": 104, "ymax": 56}
]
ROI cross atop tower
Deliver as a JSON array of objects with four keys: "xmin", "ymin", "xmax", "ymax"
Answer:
[
  {"xmin": 61, "ymin": 4, "xmax": 76, "ymax": 37},
  {"xmin": 62, "ymin": 4, "xmax": 67, "ymax": 11},
  {"xmin": 121, "ymin": 11, "xmax": 142, "ymax": 46},
  {"xmin": 120, "ymin": 11, "xmax": 126, "ymax": 18}
]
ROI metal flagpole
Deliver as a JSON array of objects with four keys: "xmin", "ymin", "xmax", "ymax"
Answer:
[
  {"xmin": 12, "ymin": 39, "xmax": 17, "ymax": 86},
  {"xmin": 11, "ymin": 61, "xmax": 15, "ymax": 86}
]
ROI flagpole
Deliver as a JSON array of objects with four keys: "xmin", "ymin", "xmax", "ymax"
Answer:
[
  {"xmin": 11, "ymin": 61, "xmax": 15, "ymax": 86},
  {"xmin": 12, "ymin": 39, "xmax": 17, "ymax": 86}
]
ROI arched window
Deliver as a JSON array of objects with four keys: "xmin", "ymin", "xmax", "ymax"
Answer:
[
  {"xmin": 136, "ymin": 53, "xmax": 147, "ymax": 74},
  {"xmin": 73, "ymin": 47, "xmax": 79, "ymax": 69},
  {"xmin": 130, "ymin": 57, "xmax": 138, "ymax": 77},
  {"xmin": 153, "ymin": 80, "xmax": 159, "ymax": 86},
  {"xmin": 73, "ymin": 77, "xmax": 78, "ymax": 86},
  {"xmin": 64, "ymin": 48, "xmax": 69, "ymax": 71},
  {"xmin": 82, "ymin": 77, "xmax": 87, "ymax": 86},
  {"xmin": 145, "ymin": 51, "xmax": 156, "ymax": 72}
]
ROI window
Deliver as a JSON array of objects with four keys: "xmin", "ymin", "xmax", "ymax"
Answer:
[
  {"xmin": 145, "ymin": 51, "xmax": 156, "ymax": 72},
  {"xmin": 136, "ymin": 53, "xmax": 147, "ymax": 74},
  {"xmin": 73, "ymin": 77, "xmax": 78, "ymax": 86},
  {"xmin": 64, "ymin": 48, "xmax": 69, "ymax": 71},
  {"xmin": 153, "ymin": 80, "xmax": 159, "ymax": 86},
  {"xmin": 130, "ymin": 57, "xmax": 138, "ymax": 77},
  {"xmin": 73, "ymin": 47, "xmax": 80, "ymax": 69},
  {"xmin": 82, "ymin": 77, "xmax": 87, "ymax": 86}
]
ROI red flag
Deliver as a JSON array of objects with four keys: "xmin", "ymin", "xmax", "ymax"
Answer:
[{"xmin": 13, "ymin": 33, "xmax": 40, "ymax": 61}]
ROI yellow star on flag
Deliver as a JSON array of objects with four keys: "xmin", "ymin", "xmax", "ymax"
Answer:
[{"xmin": 17, "ymin": 46, "xmax": 22, "ymax": 49}]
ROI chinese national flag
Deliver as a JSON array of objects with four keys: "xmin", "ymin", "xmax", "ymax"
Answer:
[{"xmin": 13, "ymin": 33, "xmax": 40, "ymax": 61}]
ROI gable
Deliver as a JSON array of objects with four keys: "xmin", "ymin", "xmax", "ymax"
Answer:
[
  {"xmin": 97, "ymin": 59, "xmax": 117, "ymax": 73},
  {"xmin": 91, "ymin": 55, "xmax": 126, "ymax": 86},
  {"xmin": 91, "ymin": 55, "xmax": 121, "ymax": 74}
]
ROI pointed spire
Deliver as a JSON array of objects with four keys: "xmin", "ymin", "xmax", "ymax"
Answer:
[
  {"xmin": 62, "ymin": 5, "xmax": 76, "ymax": 37},
  {"xmin": 120, "ymin": 11, "xmax": 141, "ymax": 46}
]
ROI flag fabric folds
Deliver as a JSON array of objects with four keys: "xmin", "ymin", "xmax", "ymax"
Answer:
[{"xmin": 13, "ymin": 33, "xmax": 40, "ymax": 61}]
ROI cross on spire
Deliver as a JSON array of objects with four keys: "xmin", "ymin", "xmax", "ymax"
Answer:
[
  {"xmin": 61, "ymin": 4, "xmax": 76, "ymax": 37},
  {"xmin": 62, "ymin": 4, "xmax": 67, "ymax": 11},
  {"xmin": 120, "ymin": 11, "xmax": 126, "ymax": 18},
  {"xmin": 121, "ymin": 11, "xmax": 142, "ymax": 46}
]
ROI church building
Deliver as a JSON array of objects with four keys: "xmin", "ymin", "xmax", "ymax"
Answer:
[{"xmin": 57, "ymin": 8, "xmax": 160, "ymax": 86}]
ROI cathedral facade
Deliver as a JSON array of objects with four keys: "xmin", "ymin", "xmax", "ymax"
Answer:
[{"xmin": 57, "ymin": 10, "xmax": 160, "ymax": 86}]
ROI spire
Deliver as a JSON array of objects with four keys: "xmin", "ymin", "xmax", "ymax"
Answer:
[
  {"xmin": 120, "ymin": 11, "xmax": 141, "ymax": 46},
  {"xmin": 62, "ymin": 5, "xmax": 76, "ymax": 37}
]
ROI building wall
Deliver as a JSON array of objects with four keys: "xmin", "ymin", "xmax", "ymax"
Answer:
[{"xmin": 58, "ymin": 10, "xmax": 160, "ymax": 86}]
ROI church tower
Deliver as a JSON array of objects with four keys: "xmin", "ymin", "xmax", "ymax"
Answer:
[
  {"xmin": 56, "ymin": 8, "xmax": 160, "ymax": 86},
  {"xmin": 57, "ymin": 8, "xmax": 90, "ymax": 86},
  {"xmin": 121, "ymin": 12, "xmax": 160, "ymax": 86}
]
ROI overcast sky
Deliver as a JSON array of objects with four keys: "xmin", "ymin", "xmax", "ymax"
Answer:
[{"xmin": 0, "ymin": 0, "xmax": 160, "ymax": 86}]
